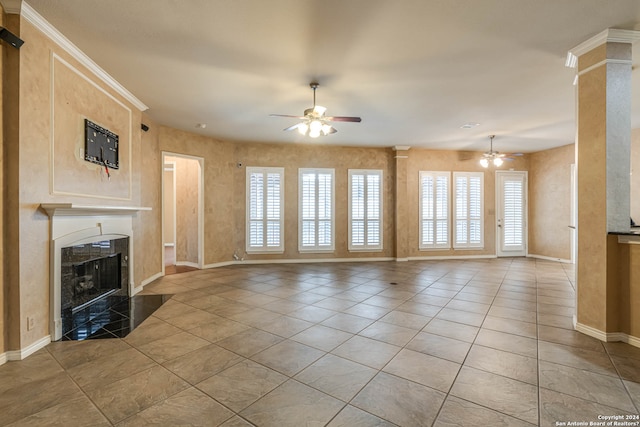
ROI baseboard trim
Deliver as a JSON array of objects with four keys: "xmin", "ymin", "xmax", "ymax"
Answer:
[
  {"xmin": 164, "ymin": 243, "xmax": 175, "ymax": 247},
  {"xmin": 408, "ymin": 254, "xmax": 498, "ymax": 261},
  {"xmin": 0, "ymin": 352, "xmax": 7, "ymax": 366},
  {"xmin": 229, "ymin": 257, "xmax": 395, "ymax": 266},
  {"xmin": 575, "ymin": 322, "xmax": 640, "ymax": 348},
  {"xmin": 140, "ymin": 272, "xmax": 163, "ymax": 287},
  {"xmin": 176, "ymin": 261, "xmax": 200, "ymax": 268},
  {"xmin": 202, "ymin": 261, "xmax": 236, "ymax": 269},
  {"xmin": 527, "ymin": 254, "xmax": 573, "ymax": 264},
  {"xmin": 6, "ymin": 335, "xmax": 52, "ymax": 362}
]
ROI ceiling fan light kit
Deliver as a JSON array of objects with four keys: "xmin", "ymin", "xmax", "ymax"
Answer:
[
  {"xmin": 479, "ymin": 135, "xmax": 519, "ymax": 168},
  {"xmin": 271, "ymin": 82, "xmax": 361, "ymax": 138}
]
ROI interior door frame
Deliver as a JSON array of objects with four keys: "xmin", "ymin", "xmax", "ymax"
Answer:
[
  {"xmin": 161, "ymin": 151, "xmax": 205, "ymax": 274},
  {"xmin": 495, "ymin": 170, "xmax": 528, "ymax": 257}
]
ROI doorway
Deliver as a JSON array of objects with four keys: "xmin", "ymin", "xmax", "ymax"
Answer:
[
  {"xmin": 162, "ymin": 152, "xmax": 204, "ymax": 274},
  {"xmin": 496, "ymin": 171, "xmax": 528, "ymax": 257}
]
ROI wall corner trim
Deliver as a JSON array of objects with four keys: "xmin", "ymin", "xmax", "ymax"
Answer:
[
  {"xmin": 6, "ymin": 335, "xmax": 52, "ymax": 362},
  {"xmin": 21, "ymin": 2, "xmax": 149, "ymax": 112},
  {"xmin": 0, "ymin": 352, "xmax": 7, "ymax": 366},
  {"xmin": 575, "ymin": 322, "xmax": 640, "ymax": 349}
]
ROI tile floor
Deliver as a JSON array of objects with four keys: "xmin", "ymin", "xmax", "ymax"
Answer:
[{"xmin": 1, "ymin": 258, "xmax": 639, "ymax": 426}]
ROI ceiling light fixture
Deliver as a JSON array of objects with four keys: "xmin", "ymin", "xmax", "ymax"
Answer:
[
  {"xmin": 270, "ymin": 83, "xmax": 361, "ymax": 138},
  {"xmin": 460, "ymin": 122, "xmax": 480, "ymax": 129},
  {"xmin": 479, "ymin": 135, "xmax": 511, "ymax": 168}
]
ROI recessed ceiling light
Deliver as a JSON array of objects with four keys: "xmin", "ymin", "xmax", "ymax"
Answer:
[
  {"xmin": 196, "ymin": 123, "xmax": 207, "ymax": 129},
  {"xmin": 460, "ymin": 122, "xmax": 480, "ymax": 129}
]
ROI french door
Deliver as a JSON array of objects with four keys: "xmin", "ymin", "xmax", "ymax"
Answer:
[{"xmin": 496, "ymin": 171, "xmax": 527, "ymax": 257}]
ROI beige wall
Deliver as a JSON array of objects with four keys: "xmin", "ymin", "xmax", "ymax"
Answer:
[
  {"xmin": 3, "ymin": 18, "xmax": 154, "ymax": 351},
  {"xmin": 632, "ymin": 129, "xmax": 640, "ymax": 222},
  {"xmin": 0, "ymin": 3, "xmax": 5, "ymax": 356},
  {"xmin": 528, "ymin": 144, "xmax": 575, "ymax": 260},
  {"xmin": 159, "ymin": 126, "xmax": 236, "ymax": 265},
  {"xmin": 233, "ymin": 143, "xmax": 395, "ymax": 260},
  {"xmin": 406, "ymin": 149, "xmax": 529, "ymax": 258}
]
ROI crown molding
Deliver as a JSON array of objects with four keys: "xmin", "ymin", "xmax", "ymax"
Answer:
[
  {"xmin": 393, "ymin": 145, "xmax": 411, "ymax": 151},
  {"xmin": 0, "ymin": 0, "xmax": 21, "ymax": 14},
  {"xmin": 21, "ymin": 2, "xmax": 148, "ymax": 111},
  {"xmin": 566, "ymin": 28, "xmax": 640, "ymax": 68}
]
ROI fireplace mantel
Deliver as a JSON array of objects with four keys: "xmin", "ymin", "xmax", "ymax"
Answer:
[{"xmin": 41, "ymin": 203, "xmax": 151, "ymax": 217}]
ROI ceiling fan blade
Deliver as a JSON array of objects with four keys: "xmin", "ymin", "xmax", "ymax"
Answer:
[
  {"xmin": 324, "ymin": 116, "xmax": 362, "ymax": 122},
  {"xmin": 326, "ymin": 126, "xmax": 337, "ymax": 134},
  {"xmin": 270, "ymin": 114, "xmax": 307, "ymax": 119},
  {"xmin": 283, "ymin": 123, "xmax": 302, "ymax": 132}
]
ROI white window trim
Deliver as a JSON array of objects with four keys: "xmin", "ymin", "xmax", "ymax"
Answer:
[
  {"xmin": 453, "ymin": 171, "xmax": 484, "ymax": 249},
  {"xmin": 246, "ymin": 166, "xmax": 285, "ymax": 254},
  {"xmin": 419, "ymin": 171, "xmax": 451, "ymax": 250},
  {"xmin": 298, "ymin": 168, "xmax": 335, "ymax": 253},
  {"xmin": 348, "ymin": 169, "xmax": 383, "ymax": 252}
]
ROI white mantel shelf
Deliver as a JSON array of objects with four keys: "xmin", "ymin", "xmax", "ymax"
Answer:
[{"xmin": 40, "ymin": 203, "xmax": 152, "ymax": 217}]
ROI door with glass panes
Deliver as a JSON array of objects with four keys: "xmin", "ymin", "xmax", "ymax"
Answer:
[{"xmin": 496, "ymin": 171, "xmax": 527, "ymax": 257}]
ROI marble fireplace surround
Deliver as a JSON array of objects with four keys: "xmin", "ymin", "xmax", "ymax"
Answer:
[{"xmin": 41, "ymin": 204, "xmax": 151, "ymax": 341}]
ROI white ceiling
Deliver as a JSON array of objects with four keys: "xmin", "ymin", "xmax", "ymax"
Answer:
[{"xmin": 19, "ymin": 0, "xmax": 640, "ymax": 153}]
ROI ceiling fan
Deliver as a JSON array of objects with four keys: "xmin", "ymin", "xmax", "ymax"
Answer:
[
  {"xmin": 479, "ymin": 135, "xmax": 523, "ymax": 168},
  {"xmin": 270, "ymin": 82, "xmax": 361, "ymax": 138}
]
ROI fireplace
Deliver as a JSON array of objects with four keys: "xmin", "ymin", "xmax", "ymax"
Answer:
[{"xmin": 41, "ymin": 203, "xmax": 151, "ymax": 341}]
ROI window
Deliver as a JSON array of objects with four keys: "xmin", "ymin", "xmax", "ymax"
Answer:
[
  {"xmin": 349, "ymin": 169, "xmax": 383, "ymax": 251},
  {"xmin": 246, "ymin": 167, "xmax": 284, "ymax": 253},
  {"xmin": 453, "ymin": 172, "xmax": 484, "ymax": 248},
  {"xmin": 299, "ymin": 168, "xmax": 335, "ymax": 252},
  {"xmin": 420, "ymin": 171, "xmax": 450, "ymax": 249}
]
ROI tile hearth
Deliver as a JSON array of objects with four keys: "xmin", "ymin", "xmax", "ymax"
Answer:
[{"xmin": 1, "ymin": 258, "xmax": 639, "ymax": 426}]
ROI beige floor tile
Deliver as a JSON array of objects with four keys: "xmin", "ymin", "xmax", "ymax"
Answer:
[
  {"xmin": 252, "ymin": 339, "xmax": 325, "ymax": 376},
  {"xmin": 123, "ymin": 316, "xmax": 183, "ymax": 347},
  {"xmin": 492, "ymin": 296, "xmax": 537, "ymax": 311},
  {"xmin": 314, "ymin": 296, "xmax": 359, "ymax": 311},
  {"xmin": 538, "ymin": 325, "xmax": 604, "ymax": 352},
  {"xmin": 539, "ymin": 360, "xmax": 636, "ymax": 412},
  {"xmin": 261, "ymin": 299, "xmax": 307, "ymax": 314},
  {"xmin": 538, "ymin": 341, "xmax": 618, "ymax": 377},
  {"xmin": 0, "ymin": 350, "xmax": 64, "ymax": 394},
  {"xmin": 395, "ymin": 301, "xmax": 443, "ymax": 317},
  {"xmin": 5, "ymin": 395, "xmax": 110, "ymax": 427},
  {"xmin": 116, "ymin": 387, "xmax": 233, "ymax": 426},
  {"xmin": 605, "ymin": 342, "xmax": 640, "ymax": 360},
  {"xmin": 537, "ymin": 301, "xmax": 575, "ymax": 316},
  {"xmin": 136, "ymin": 331, "xmax": 210, "ymax": 363},
  {"xmin": 332, "ymin": 335, "xmax": 401, "ymax": 369},
  {"xmin": 287, "ymin": 305, "xmax": 336, "ymax": 322},
  {"xmin": 482, "ymin": 315, "xmax": 537, "ymax": 339},
  {"xmin": 464, "ymin": 344, "xmax": 538, "ymax": 385},
  {"xmin": 187, "ymin": 317, "xmax": 250, "ymax": 343},
  {"xmin": 539, "ymin": 388, "xmax": 636, "ymax": 426},
  {"xmin": 422, "ymin": 288, "xmax": 458, "ymax": 298},
  {"xmin": 228, "ymin": 307, "xmax": 282, "ymax": 326},
  {"xmin": 326, "ymin": 405, "xmax": 396, "ymax": 426},
  {"xmin": 358, "ymin": 321, "xmax": 418, "ymax": 346},
  {"xmin": 216, "ymin": 327, "xmax": 283, "ymax": 357},
  {"xmin": 488, "ymin": 305, "xmax": 536, "ymax": 323},
  {"xmin": 321, "ymin": 312, "xmax": 374, "ymax": 333},
  {"xmin": 240, "ymin": 379, "xmax": 344, "ymax": 426},
  {"xmin": 537, "ymin": 312, "xmax": 574, "ymax": 329},
  {"xmin": 475, "ymin": 328, "xmax": 538, "ymax": 358},
  {"xmin": 163, "ymin": 308, "xmax": 224, "ymax": 330},
  {"xmin": 450, "ymin": 366, "xmax": 538, "ymax": 424},
  {"xmin": 406, "ymin": 332, "xmax": 471, "ymax": 363},
  {"xmin": 445, "ymin": 299, "xmax": 491, "ymax": 314},
  {"xmin": 379, "ymin": 310, "xmax": 431, "ymax": 329},
  {"xmin": 383, "ymin": 348, "xmax": 461, "ymax": 392},
  {"xmin": 295, "ymin": 354, "xmax": 377, "ymax": 401},
  {"xmin": 423, "ymin": 318, "xmax": 479, "ymax": 343},
  {"xmin": 152, "ymin": 299, "xmax": 199, "ymax": 320},
  {"xmin": 197, "ymin": 359, "xmax": 287, "ymax": 412},
  {"xmin": 452, "ymin": 291, "xmax": 494, "ymax": 305},
  {"xmin": 0, "ymin": 371, "xmax": 84, "ymax": 426},
  {"xmin": 623, "ymin": 380, "xmax": 640, "ymax": 410},
  {"xmin": 352, "ymin": 372, "xmax": 445, "ymax": 427},
  {"xmin": 410, "ymin": 293, "xmax": 451, "ymax": 307},
  {"xmin": 342, "ymin": 303, "xmax": 392, "ymax": 320},
  {"xmin": 290, "ymin": 324, "xmax": 353, "ymax": 351},
  {"xmin": 46, "ymin": 339, "xmax": 131, "ymax": 370},
  {"xmin": 434, "ymin": 395, "xmax": 536, "ymax": 427},
  {"xmin": 219, "ymin": 416, "xmax": 255, "ymax": 427},
  {"xmin": 67, "ymin": 347, "xmax": 156, "ymax": 390},
  {"xmin": 85, "ymin": 365, "xmax": 189, "ymax": 424},
  {"xmin": 611, "ymin": 355, "xmax": 640, "ymax": 382},
  {"xmin": 436, "ymin": 308, "xmax": 485, "ymax": 327},
  {"xmin": 162, "ymin": 343, "xmax": 243, "ymax": 384},
  {"xmin": 255, "ymin": 315, "xmax": 313, "ymax": 338}
]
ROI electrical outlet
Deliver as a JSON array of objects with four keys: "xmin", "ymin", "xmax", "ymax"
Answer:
[{"xmin": 27, "ymin": 317, "xmax": 35, "ymax": 331}]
